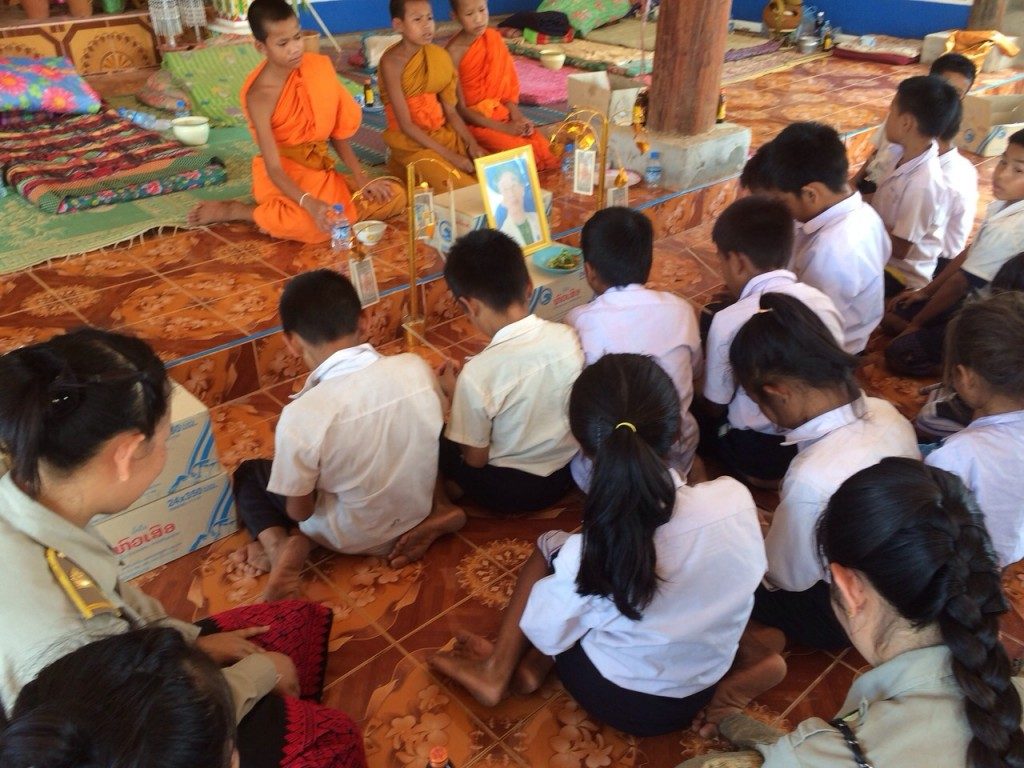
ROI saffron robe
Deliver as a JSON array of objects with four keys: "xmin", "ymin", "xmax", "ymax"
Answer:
[{"xmin": 458, "ymin": 29, "xmax": 557, "ymax": 170}]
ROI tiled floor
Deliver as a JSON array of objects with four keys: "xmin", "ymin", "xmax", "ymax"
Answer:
[{"xmin": 5, "ymin": 52, "xmax": 1024, "ymax": 766}]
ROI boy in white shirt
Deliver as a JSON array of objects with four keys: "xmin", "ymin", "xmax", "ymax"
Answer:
[
  {"xmin": 871, "ymin": 75, "xmax": 960, "ymax": 297},
  {"xmin": 884, "ymin": 129, "xmax": 1024, "ymax": 377},
  {"xmin": 760, "ymin": 121, "xmax": 889, "ymax": 353},
  {"xmin": 566, "ymin": 206, "xmax": 702, "ymax": 487},
  {"xmin": 438, "ymin": 229, "xmax": 584, "ymax": 514},
  {"xmin": 698, "ymin": 196, "xmax": 843, "ymax": 486},
  {"xmin": 232, "ymin": 269, "xmax": 465, "ymax": 600}
]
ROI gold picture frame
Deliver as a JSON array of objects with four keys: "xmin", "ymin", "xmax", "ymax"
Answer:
[{"xmin": 475, "ymin": 145, "xmax": 551, "ymax": 256}]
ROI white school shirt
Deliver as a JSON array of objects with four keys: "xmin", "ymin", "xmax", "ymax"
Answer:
[
  {"xmin": 871, "ymin": 141, "xmax": 953, "ymax": 290},
  {"xmin": 863, "ymin": 128, "xmax": 901, "ymax": 184},
  {"xmin": 765, "ymin": 396, "xmax": 920, "ymax": 593},
  {"xmin": 447, "ymin": 314, "xmax": 584, "ymax": 476},
  {"xmin": 519, "ymin": 473, "xmax": 766, "ymax": 698},
  {"xmin": 704, "ymin": 270, "xmax": 844, "ymax": 434},
  {"xmin": 961, "ymin": 199, "xmax": 1024, "ymax": 283},
  {"xmin": 791, "ymin": 192, "xmax": 889, "ymax": 354},
  {"xmin": 926, "ymin": 410, "xmax": 1024, "ymax": 567},
  {"xmin": 268, "ymin": 344, "xmax": 444, "ymax": 555},
  {"xmin": 938, "ymin": 147, "xmax": 979, "ymax": 260},
  {"xmin": 566, "ymin": 284, "xmax": 701, "ymax": 485}
]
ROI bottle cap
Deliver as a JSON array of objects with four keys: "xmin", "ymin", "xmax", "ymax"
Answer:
[
  {"xmin": 333, "ymin": 203, "xmax": 343, "ymax": 212},
  {"xmin": 650, "ymin": 151, "xmax": 660, "ymax": 158},
  {"xmin": 566, "ymin": 142, "xmax": 574, "ymax": 150}
]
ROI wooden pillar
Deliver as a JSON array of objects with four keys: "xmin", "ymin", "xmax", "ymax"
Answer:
[
  {"xmin": 969, "ymin": 0, "xmax": 1007, "ymax": 29},
  {"xmin": 648, "ymin": 0, "xmax": 731, "ymax": 136}
]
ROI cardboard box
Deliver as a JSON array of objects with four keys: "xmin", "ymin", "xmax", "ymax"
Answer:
[
  {"xmin": 90, "ymin": 473, "xmax": 237, "ymax": 580},
  {"xmin": 526, "ymin": 244, "xmax": 593, "ymax": 322},
  {"xmin": 566, "ymin": 71, "xmax": 643, "ymax": 126},
  {"xmin": 134, "ymin": 383, "xmax": 221, "ymax": 506},
  {"xmin": 922, "ymin": 30, "xmax": 1022, "ymax": 73},
  {"xmin": 957, "ymin": 94, "xmax": 1024, "ymax": 157},
  {"xmin": 431, "ymin": 185, "xmax": 554, "ymax": 255}
]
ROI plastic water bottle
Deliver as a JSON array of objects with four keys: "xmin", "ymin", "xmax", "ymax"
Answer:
[
  {"xmin": 174, "ymin": 99, "xmax": 189, "ymax": 119},
  {"xmin": 117, "ymin": 108, "xmax": 170, "ymax": 131},
  {"xmin": 329, "ymin": 204, "xmax": 353, "ymax": 252},
  {"xmin": 561, "ymin": 142, "xmax": 574, "ymax": 177},
  {"xmin": 644, "ymin": 150, "xmax": 663, "ymax": 187}
]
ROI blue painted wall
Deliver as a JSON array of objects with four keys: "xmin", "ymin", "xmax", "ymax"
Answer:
[
  {"xmin": 299, "ymin": 0, "xmax": 536, "ymax": 35},
  {"xmin": 730, "ymin": 0, "xmax": 971, "ymax": 38}
]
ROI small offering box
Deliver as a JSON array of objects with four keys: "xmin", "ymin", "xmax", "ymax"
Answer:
[{"xmin": 526, "ymin": 243, "xmax": 593, "ymax": 322}]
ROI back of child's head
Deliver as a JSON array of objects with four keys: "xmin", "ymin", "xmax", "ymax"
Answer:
[
  {"xmin": 894, "ymin": 75, "xmax": 962, "ymax": 139},
  {"xmin": 740, "ymin": 144, "xmax": 771, "ymax": 193},
  {"xmin": 711, "ymin": 195, "xmax": 794, "ymax": 271},
  {"xmin": 581, "ymin": 207, "xmax": 653, "ymax": 287},
  {"xmin": 568, "ymin": 353, "xmax": 678, "ymax": 621},
  {"xmin": 992, "ymin": 252, "xmax": 1024, "ymax": 293},
  {"xmin": 0, "ymin": 328, "xmax": 170, "ymax": 498},
  {"xmin": 247, "ymin": 0, "xmax": 295, "ymax": 41},
  {"xmin": 945, "ymin": 291, "xmax": 1024, "ymax": 399},
  {"xmin": 938, "ymin": 96, "xmax": 964, "ymax": 143},
  {"xmin": 0, "ymin": 628, "xmax": 235, "ymax": 768},
  {"xmin": 444, "ymin": 229, "xmax": 530, "ymax": 312},
  {"xmin": 729, "ymin": 292, "xmax": 860, "ymax": 402},
  {"xmin": 279, "ymin": 269, "xmax": 361, "ymax": 345},
  {"xmin": 761, "ymin": 122, "xmax": 848, "ymax": 194},
  {"xmin": 929, "ymin": 52, "xmax": 977, "ymax": 94}
]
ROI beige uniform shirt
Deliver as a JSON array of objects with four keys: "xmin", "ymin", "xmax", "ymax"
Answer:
[
  {"xmin": 759, "ymin": 644, "xmax": 1024, "ymax": 766},
  {"xmin": 0, "ymin": 472, "xmax": 277, "ymax": 720}
]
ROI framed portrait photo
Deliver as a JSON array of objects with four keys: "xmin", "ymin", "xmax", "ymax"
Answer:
[{"xmin": 475, "ymin": 145, "xmax": 550, "ymax": 255}]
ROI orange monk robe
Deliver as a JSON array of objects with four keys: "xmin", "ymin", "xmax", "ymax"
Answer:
[
  {"xmin": 380, "ymin": 44, "xmax": 476, "ymax": 191},
  {"xmin": 242, "ymin": 53, "xmax": 360, "ymax": 244},
  {"xmin": 458, "ymin": 29, "xmax": 557, "ymax": 170}
]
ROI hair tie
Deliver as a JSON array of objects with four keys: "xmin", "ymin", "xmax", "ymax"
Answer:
[
  {"xmin": 755, "ymin": 307, "xmax": 774, "ymax": 314},
  {"xmin": 614, "ymin": 421, "xmax": 637, "ymax": 433}
]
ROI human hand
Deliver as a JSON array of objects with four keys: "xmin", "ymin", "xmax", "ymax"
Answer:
[
  {"xmin": 304, "ymin": 197, "xmax": 332, "ymax": 234},
  {"xmin": 437, "ymin": 358, "xmax": 461, "ymax": 399},
  {"xmin": 195, "ymin": 626, "xmax": 269, "ymax": 664},
  {"xmin": 511, "ymin": 116, "xmax": 534, "ymax": 137},
  {"xmin": 361, "ymin": 178, "xmax": 394, "ymax": 204},
  {"xmin": 264, "ymin": 651, "xmax": 300, "ymax": 698},
  {"xmin": 881, "ymin": 311, "xmax": 912, "ymax": 336},
  {"xmin": 452, "ymin": 155, "xmax": 476, "ymax": 174},
  {"xmin": 887, "ymin": 288, "xmax": 928, "ymax": 312},
  {"xmin": 467, "ymin": 142, "xmax": 488, "ymax": 160}
]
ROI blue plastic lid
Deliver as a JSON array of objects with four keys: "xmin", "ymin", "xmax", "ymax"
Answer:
[
  {"xmin": 333, "ymin": 203, "xmax": 343, "ymax": 212},
  {"xmin": 566, "ymin": 142, "xmax": 574, "ymax": 150},
  {"xmin": 650, "ymin": 150, "xmax": 660, "ymax": 159}
]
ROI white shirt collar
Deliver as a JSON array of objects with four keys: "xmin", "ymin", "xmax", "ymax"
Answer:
[
  {"xmin": 969, "ymin": 409, "xmax": 1024, "ymax": 429},
  {"xmin": 937, "ymin": 146, "xmax": 962, "ymax": 169},
  {"xmin": 986, "ymin": 198, "xmax": 1024, "ymax": 222},
  {"xmin": 740, "ymin": 269, "xmax": 797, "ymax": 301},
  {"xmin": 486, "ymin": 313, "xmax": 543, "ymax": 349},
  {"xmin": 798, "ymin": 192, "xmax": 863, "ymax": 237},
  {"xmin": 292, "ymin": 343, "xmax": 381, "ymax": 399},
  {"xmin": 782, "ymin": 395, "xmax": 866, "ymax": 447},
  {"xmin": 888, "ymin": 141, "xmax": 939, "ymax": 179}
]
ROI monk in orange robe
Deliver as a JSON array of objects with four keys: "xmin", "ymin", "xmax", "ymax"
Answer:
[
  {"xmin": 447, "ymin": 2, "xmax": 557, "ymax": 170},
  {"xmin": 188, "ymin": 0, "xmax": 397, "ymax": 243},
  {"xmin": 379, "ymin": 0, "xmax": 482, "ymax": 191}
]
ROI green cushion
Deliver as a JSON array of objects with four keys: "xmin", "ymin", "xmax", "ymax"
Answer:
[
  {"xmin": 162, "ymin": 44, "xmax": 263, "ymax": 127},
  {"xmin": 536, "ymin": 0, "xmax": 631, "ymax": 36}
]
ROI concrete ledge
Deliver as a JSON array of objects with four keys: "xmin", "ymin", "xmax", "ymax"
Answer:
[{"xmin": 608, "ymin": 122, "xmax": 751, "ymax": 191}]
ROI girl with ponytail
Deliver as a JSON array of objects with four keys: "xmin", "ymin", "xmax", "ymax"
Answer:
[
  {"xmin": 431, "ymin": 354, "xmax": 766, "ymax": 736},
  {"xmin": 680, "ymin": 458, "xmax": 1024, "ymax": 768}
]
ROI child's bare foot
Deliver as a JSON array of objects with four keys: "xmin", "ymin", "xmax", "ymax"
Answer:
[
  {"xmin": 388, "ymin": 502, "xmax": 466, "ymax": 568},
  {"xmin": 511, "ymin": 648, "xmax": 553, "ymax": 696},
  {"xmin": 227, "ymin": 541, "xmax": 272, "ymax": 577},
  {"xmin": 263, "ymin": 534, "xmax": 312, "ymax": 602},
  {"xmin": 429, "ymin": 632, "xmax": 508, "ymax": 707},
  {"xmin": 187, "ymin": 199, "xmax": 255, "ymax": 227},
  {"xmin": 697, "ymin": 650, "xmax": 787, "ymax": 738}
]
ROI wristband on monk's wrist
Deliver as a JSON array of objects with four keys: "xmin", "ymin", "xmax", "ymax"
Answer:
[{"xmin": 298, "ymin": 192, "xmax": 310, "ymax": 209}]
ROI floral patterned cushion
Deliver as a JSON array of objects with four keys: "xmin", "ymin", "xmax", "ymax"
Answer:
[
  {"xmin": 536, "ymin": 0, "xmax": 631, "ymax": 36},
  {"xmin": 0, "ymin": 56, "xmax": 101, "ymax": 114}
]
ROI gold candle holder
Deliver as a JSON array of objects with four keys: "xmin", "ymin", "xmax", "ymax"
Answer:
[
  {"xmin": 548, "ymin": 108, "xmax": 610, "ymax": 209},
  {"xmin": 349, "ymin": 175, "xmax": 402, "ymax": 260}
]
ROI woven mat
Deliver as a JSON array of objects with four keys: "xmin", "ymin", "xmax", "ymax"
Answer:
[
  {"xmin": 721, "ymin": 48, "xmax": 831, "ymax": 85},
  {"xmin": 584, "ymin": 21, "xmax": 780, "ymax": 61},
  {"xmin": 0, "ymin": 125, "xmax": 255, "ymax": 274}
]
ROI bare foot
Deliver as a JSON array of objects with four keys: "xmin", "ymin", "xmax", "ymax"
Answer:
[
  {"xmin": 698, "ymin": 651, "xmax": 787, "ymax": 738},
  {"xmin": 227, "ymin": 541, "xmax": 271, "ymax": 577},
  {"xmin": 511, "ymin": 647, "xmax": 553, "ymax": 695},
  {"xmin": 263, "ymin": 534, "xmax": 312, "ymax": 602},
  {"xmin": 187, "ymin": 199, "xmax": 255, "ymax": 227},
  {"xmin": 429, "ymin": 632, "xmax": 508, "ymax": 707},
  {"xmin": 388, "ymin": 502, "xmax": 466, "ymax": 568}
]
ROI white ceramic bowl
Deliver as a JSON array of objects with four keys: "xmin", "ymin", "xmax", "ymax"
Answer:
[
  {"xmin": 171, "ymin": 115, "xmax": 210, "ymax": 146},
  {"xmin": 798, "ymin": 35, "xmax": 820, "ymax": 54},
  {"xmin": 539, "ymin": 48, "xmax": 566, "ymax": 70},
  {"xmin": 353, "ymin": 219, "xmax": 387, "ymax": 245}
]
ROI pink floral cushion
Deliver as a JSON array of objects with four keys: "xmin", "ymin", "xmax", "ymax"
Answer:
[{"xmin": 0, "ymin": 56, "xmax": 101, "ymax": 114}]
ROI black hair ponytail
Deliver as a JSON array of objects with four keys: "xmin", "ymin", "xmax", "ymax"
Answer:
[
  {"xmin": 0, "ymin": 628, "xmax": 235, "ymax": 768},
  {"xmin": 568, "ymin": 354, "xmax": 679, "ymax": 621},
  {"xmin": 0, "ymin": 328, "xmax": 170, "ymax": 496},
  {"xmin": 819, "ymin": 458, "xmax": 1024, "ymax": 768},
  {"xmin": 729, "ymin": 292, "xmax": 860, "ymax": 402}
]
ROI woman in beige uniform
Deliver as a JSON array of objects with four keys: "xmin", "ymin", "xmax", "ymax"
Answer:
[
  {"xmin": 0, "ymin": 328, "xmax": 366, "ymax": 768},
  {"xmin": 680, "ymin": 457, "xmax": 1024, "ymax": 768}
]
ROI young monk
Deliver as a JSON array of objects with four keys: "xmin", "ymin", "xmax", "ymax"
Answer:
[
  {"xmin": 446, "ymin": 0, "xmax": 558, "ymax": 169},
  {"xmin": 379, "ymin": 0, "xmax": 483, "ymax": 189},
  {"xmin": 188, "ymin": 0, "xmax": 396, "ymax": 243}
]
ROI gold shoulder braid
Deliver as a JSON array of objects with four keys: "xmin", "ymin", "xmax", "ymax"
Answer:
[{"xmin": 45, "ymin": 548, "xmax": 121, "ymax": 620}]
